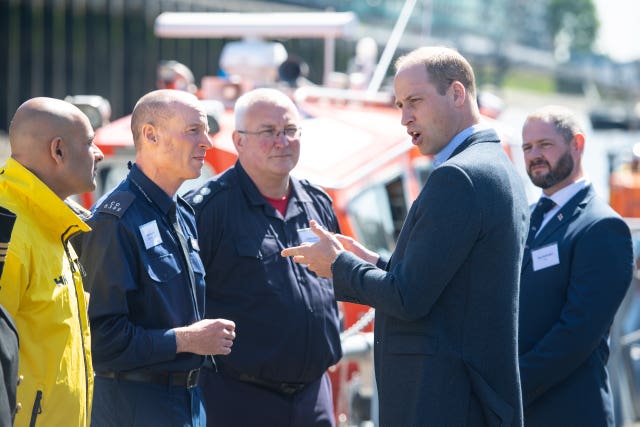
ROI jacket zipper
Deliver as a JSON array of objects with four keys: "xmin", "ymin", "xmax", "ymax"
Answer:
[
  {"xmin": 29, "ymin": 390, "xmax": 42, "ymax": 427},
  {"xmin": 62, "ymin": 227, "xmax": 90, "ymax": 424}
]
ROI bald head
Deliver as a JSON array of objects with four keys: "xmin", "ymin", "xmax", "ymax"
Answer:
[
  {"xmin": 131, "ymin": 89, "xmax": 205, "ymax": 148},
  {"xmin": 129, "ymin": 89, "xmax": 211, "ymax": 197},
  {"xmin": 9, "ymin": 97, "xmax": 89, "ymax": 159},
  {"xmin": 8, "ymin": 97, "xmax": 102, "ymax": 199},
  {"xmin": 234, "ymin": 88, "xmax": 299, "ymax": 130}
]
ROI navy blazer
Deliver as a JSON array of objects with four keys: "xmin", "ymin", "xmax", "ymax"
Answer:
[
  {"xmin": 332, "ymin": 129, "xmax": 528, "ymax": 426},
  {"xmin": 519, "ymin": 185, "xmax": 633, "ymax": 426}
]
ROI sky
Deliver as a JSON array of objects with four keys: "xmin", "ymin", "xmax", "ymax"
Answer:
[{"xmin": 594, "ymin": 0, "xmax": 640, "ymax": 62}]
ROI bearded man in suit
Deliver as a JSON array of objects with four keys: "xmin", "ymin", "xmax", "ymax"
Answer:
[{"xmin": 518, "ymin": 105, "xmax": 633, "ymax": 426}]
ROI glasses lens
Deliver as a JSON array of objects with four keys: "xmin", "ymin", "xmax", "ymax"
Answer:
[
  {"xmin": 283, "ymin": 128, "xmax": 301, "ymax": 139},
  {"xmin": 260, "ymin": 129, "xmax": 276, "ymax": 139}
]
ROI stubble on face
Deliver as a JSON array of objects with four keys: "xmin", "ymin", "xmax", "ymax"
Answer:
[{"xmin": 527, "ymin": 147, "xmax": 574, "ymax": 189}]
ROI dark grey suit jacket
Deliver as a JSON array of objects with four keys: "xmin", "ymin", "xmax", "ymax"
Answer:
[
  {"xmin": 332, "ymin": 129, "xmax": 528, "ymax": 426},
  {"xmin": 519, "ymin": 185, "xmax": 633, "ymax": 426}
]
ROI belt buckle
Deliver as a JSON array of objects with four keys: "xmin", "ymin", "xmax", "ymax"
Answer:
[
  {"xmin": 186, "ymin": 369, "xmax": 199, "ymax": 389},
  {"xmin": 281, "ymin": 383, "xmax": 304, "ymax": 395}
]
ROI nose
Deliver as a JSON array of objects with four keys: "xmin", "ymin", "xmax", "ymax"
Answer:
[
  {"xmin": 201, "ymin": 133, "xmax": 213, "ymax": 149},
  {"xmin": 400, "ymin": 107, "xmax": 413, "ymax": 127},
  {"xmin": 525, "ymin": 145, "xmax": 542, "ymax": 161},
  {"xmin": 273, "ymin": 132, "xmax": 290, "ymax": 147},
  {"xmin": 92, "ymin": 145, "xmax": 104, "ymax": 162}
]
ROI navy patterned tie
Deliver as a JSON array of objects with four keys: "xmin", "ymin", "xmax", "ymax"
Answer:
[{"xmin": 526, "ymin": 197, "xmax": 556, "ymax": 248}]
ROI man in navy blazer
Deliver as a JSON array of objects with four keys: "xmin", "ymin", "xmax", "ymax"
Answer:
[
  {"xmin": 283, "ymin": 46, "xmax": 528, "ymax": 426},
  {"xmin": 519, "ymin": 105, "xmax": 633, "ymax": 426}
]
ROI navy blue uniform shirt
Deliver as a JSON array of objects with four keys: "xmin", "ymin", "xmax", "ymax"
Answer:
[
  {"xmin": 79, "ymin": 163, "xmax": 205, "ymax": 373},
  {"xmin": 186, "ymin": 162, "xmax": 342, "ymax": 383}
]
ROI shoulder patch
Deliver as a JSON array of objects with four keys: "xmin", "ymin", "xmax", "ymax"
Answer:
[
  {"xmin": 97, "ymin": 191, "xmax": 135, "ymax": 218},
  {"xmin": 300, "ymin": 179, "xmax": 332, "ymax": 202},
  {"xmin": 185, "ymin": 180, "xmax": 228, "ymax": 207}
]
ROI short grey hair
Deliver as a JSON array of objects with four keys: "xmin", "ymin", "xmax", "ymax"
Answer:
[
  {"xmin": 524, "ymin": 105, "xmax": 584, "ymax": 144},
  {"xmin": 234, "ymin": 88, "xmax": 298, "ymax": 130}
]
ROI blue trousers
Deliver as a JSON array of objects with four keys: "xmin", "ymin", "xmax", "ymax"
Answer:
[
  {"xmin": 199, "ymin": 369, "xmax": 335, "ymax": 427},
  {"xmin": 92, "ymin": 376, "xmax": 205, "ymax": 427}
]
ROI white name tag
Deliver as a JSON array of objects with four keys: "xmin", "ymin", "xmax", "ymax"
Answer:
[
  {"xmin": 139, "ymin": 220, "xmax": 163, "ymax": 249},
  {"xmin": 297, "ymin": 227, "xmax": 320, "ymax": 243},
  {"xmin": 531, "ymin": 243, "xmax": 560, "ymax": 271}
]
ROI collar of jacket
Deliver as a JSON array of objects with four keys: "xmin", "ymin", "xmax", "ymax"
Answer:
[
  {"xmin": 521, "ymin": 184, "xmax": 594, "ymax": 270},
  {"xmin": 0, "ymin": 158, "xmax": 91, "ymax": 239},
  {"xmin": 233, "ymin": 160, "xmax": 313, "ymax": 207},
  {"xmin": 448, "ymin": 128, "xmax": 501, "ymax": 160}
]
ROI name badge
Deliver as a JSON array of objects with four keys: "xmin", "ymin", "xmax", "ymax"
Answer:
[
  {"xmin": 190, "ymin": 237, "xmax": 200, "ymax": 251},
  {"xmin": 139, "ymin": 220, "xmax": 162, "ymax": 249},
  {"xmin": 298, "ymin": 227, "xmax": 320, "ymax": 244},
  {"xmin": 532, "ymin": 243, "xmax": 559, "ymax": 271}
]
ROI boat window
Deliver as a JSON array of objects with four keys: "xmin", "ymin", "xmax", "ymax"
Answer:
[
  {"xmin": 347, "ymin": 176, "xmax": 407, "ymax": 258},
  {"xmin": 414, "ymin": 158, "xmax": 436, "ymax": 188}
]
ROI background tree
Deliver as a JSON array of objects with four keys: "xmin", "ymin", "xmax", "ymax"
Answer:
[{"xmin": 548, "ymin": 0, "xmax": 599, "ymax": 59}]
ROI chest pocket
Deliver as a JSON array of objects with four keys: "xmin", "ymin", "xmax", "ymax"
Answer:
[
  {"xmin": 235, "ymin": 237, "xmax": 261, "ymax": 259},
  {"xmin": 235, "ymin": 236, "xmax": 280, "ymax": 260},
  {"xmin": 235, "ymin": 235, "xmax": 284, "ymax": 290},
  {"xmin": 145, "ymin": 250, "xmax": 181, "ymax": 283}
]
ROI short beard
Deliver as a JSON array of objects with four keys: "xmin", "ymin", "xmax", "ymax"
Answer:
[{"xmin": 528, "ymin": 150, "xmax": 574, "ymax": 189}]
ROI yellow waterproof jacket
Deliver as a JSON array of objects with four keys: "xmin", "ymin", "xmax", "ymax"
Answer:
[{"xmin": 0, "ymin": 158, "xmax": 93, "ymax": 427}]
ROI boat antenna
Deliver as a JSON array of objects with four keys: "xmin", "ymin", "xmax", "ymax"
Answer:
[{"xmin": 366, "ymin": 0, "xmax": 417, "ymax": 95}]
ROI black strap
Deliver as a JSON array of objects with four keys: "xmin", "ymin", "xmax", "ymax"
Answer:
[{"xmin": 169, "ymin": 204, "xmax": 200, "ymax": 320}]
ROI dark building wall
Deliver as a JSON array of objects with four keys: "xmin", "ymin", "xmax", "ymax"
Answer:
[
  {"xmin": 1, "ymin": 0, "xmax": 232, "ymax": 130},
  {"xmin": 0, "ymin": 0, "xmax": 342, "ymax": 132}
]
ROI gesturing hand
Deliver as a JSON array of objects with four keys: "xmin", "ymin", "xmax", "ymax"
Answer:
[{"xmin": 281, "ymin": 220, "xmax": 344, "ymax": 278}]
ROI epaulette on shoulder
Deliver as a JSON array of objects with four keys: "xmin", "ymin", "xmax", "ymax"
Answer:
[
  {"xmin": 186, "ymin": 180, "xmax": 228, "ymax": 208},
  {"xmin": 300, "ymin": 179, "xmax": 332, "ymax": 202},
  {"xmin": 96, "ymin": 191, "xmax": 135, "ymax": 218}
]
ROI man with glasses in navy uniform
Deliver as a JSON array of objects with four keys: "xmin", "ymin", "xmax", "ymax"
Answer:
[{"xmin": 187, "ymin": 88, "xmax": 342, "ymax": 427}]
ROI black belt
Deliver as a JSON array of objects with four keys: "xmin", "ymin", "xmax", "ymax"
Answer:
[
  {"xmin": 222, "ymin": 367, "xmax": 306, "ymax": 396},
  {"xmin": 95, "ymin": 369, "xmax": 200, "ymax": 389}
]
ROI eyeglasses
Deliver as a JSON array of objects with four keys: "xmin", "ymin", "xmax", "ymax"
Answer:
[{"xmin": 237, "ymin": 127, "xmax": 302, "ymax": 140}]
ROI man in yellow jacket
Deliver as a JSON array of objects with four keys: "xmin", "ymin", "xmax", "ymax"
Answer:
[{"xmin": 0, "ymin": 97, "xmax": 104, "ymax": 426}]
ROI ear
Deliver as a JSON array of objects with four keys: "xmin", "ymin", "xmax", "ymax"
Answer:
[
  {"xmin": 142, "ymin": 124, "xmax": 158, "ymax": 145},
  {"xmin": 232, "ymin": 130, "xmax": 244, "ymax": 152},
  {"xmin": 50, "ymin": 137, "xmax": 64, "ymax": 165},
  {"xmin": 572, "ymin": 132, "xmax": 585, "ymax": 151},
  {"xmin": 450, "ymin": 81, "xmax": 466, "ymax": 106}
]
